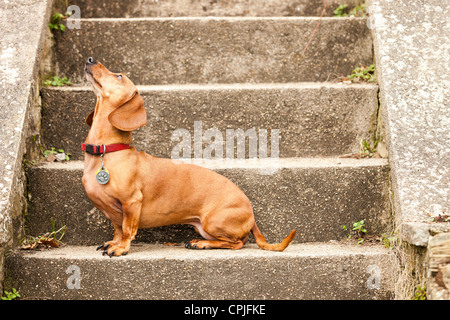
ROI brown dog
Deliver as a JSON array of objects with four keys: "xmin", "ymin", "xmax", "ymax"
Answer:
[{"xmin": 82, "ymin": 58, "xmax": 296, "ymax": 257}]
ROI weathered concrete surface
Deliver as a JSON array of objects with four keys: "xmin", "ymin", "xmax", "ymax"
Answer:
[
  {"xmin": 41, "ymin": 83, "xmax": 379, "ymax": 160},
  {"xmin": 69, "ymin": 0, "xmax": 363, "ymax": 18},
  {"xmin": 368, "ymin": 0, "xmax": 449, "ymax": 236},
  {"xmin": 5, "ymin": 243, "xmax": 398, "ymax": 300},
  {"xmin": 402, "ymin": 222, "xmax": 450, "ymax": 247},
  {"xmin": 0, "ymin": 0, "xmax": 53, "ymax": 292},
  {"xmin": 427, "ymin": 232, "xmax": 450, "ymax": 300},
  {"xmin": 26, "ymin": 158, "xmax": 391, "ymax": 245},
  {"xmin": 53, "ymin": 17, "xmax": 373, "ymax": 85}
]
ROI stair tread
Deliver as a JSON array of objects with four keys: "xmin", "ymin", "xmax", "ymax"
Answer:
[
  {"xmin": 77, "ymin": 16, "xmax": 367, "ymax": 22},
  {"xmin": 69, "ymin": 0, "xmax": 363, "ymax": 18},
  {"xmin": 45, "ymin": 81, "xmax": 378, "ymax": 91},
  {"xmin": 34, "ymin": 157, "xmax": 388, "ymax": 170},
  {"xmin": 14, "ymin": 242, "xmax": 392, "ymax": 260}
]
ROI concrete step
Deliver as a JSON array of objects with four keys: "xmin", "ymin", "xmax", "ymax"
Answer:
[
  {"xmin": 68, "ymin": 0, "xmax": 364, "ymax": 18},
  {"xmin": 25, "ymin": 158, "xmax": 391, "ymax": 245},
  {"xmin": 41, "ymin": 83, "xmax": 379, "ymax": 160},
  {"xmin": 5, "ymin": 243, "xmax": 398, "ymax": 299},
  {"xmin": 53, "ymin": 17, "xmax": 372, "ymax": 85}
]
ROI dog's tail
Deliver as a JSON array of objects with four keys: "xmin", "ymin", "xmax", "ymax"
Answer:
[{"xmin": 251, "ymin": 223, "xmax": 296, "ymax": 252}]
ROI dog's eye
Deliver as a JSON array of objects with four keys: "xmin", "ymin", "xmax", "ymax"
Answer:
[{"xmin": 115, "ymin": 74, "xmax": 123, "ymax": 80}]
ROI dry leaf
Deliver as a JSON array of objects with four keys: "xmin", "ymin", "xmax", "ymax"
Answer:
[
  {"xmin": 46, "ymin": 153, "xmax": 56, "ymax": 162},
  {"xmin": 41, "ymin": 237, "xmax": 60, "ymax": 248}
]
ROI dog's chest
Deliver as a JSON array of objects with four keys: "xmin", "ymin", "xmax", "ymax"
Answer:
[
  {"xmin": 82, "ymin": 159, "xmax": 111, "ymax": 202},
  {"xmin": 82, "ymin": 169, "xmax": 105, "ymax": 201},
  {"xmin": 82, "ymin": 169, "xmax": 124, "ymax": 224}
]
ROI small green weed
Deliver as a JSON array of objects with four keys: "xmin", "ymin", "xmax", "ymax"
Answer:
[
  {"xmin": 43, "ymin": 147, "xmax": 71, "ymax": 162},
  {"xmin": 44, "ymin": 76, "xmax": 71, "ymax": 87},
  {"xmin": 339, "ymin": 139, "xmax": 380, "ymax": 159},
  {"xmin": 1, "ymin": 288, "xmax": 20, "ymax": 300},
  {"xmin": 352, "ymin": 220, "xmax": 367, "ymax": 234},
  {"xmin": 49, "ymin": 13, "xmax": 67, "ymax": 31},
  {"xmin": 381, "ymin": 232, "xmax": 399, "ymax": 250},
  {"xmin": 43, "ymin": 147, "xmax": 57, "ymax": 158},
  {"xmin": 343, "ymin": 220, "xmax": 367, "ymax": 245},
  {"xmin": 334, "ymin": 4, "xmax": 349, "ymax": 17},
  {"xmin": 413, "ymin": 286, "xmax": 427, "ymax": 300},
  {"xmin": 350, "ymin": 4, "xmax": 366, "ymax": 17},
  {"xmin": 360, "ymin": 138, "xmax": 378, "ymax": 158},
  {"xmin": 334, "ymin": 3, "xmax": 366, "ymax": 17},
  {"xmin": 348, "ymin": 64, "xmax": 376, "ymax": 83}
]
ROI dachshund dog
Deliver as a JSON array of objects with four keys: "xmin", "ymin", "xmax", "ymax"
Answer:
[{"xmin": 82, "ymin": 57, "xmax": 296, "ymax": 257}]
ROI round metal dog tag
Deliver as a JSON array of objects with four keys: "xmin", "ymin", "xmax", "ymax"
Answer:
[{"xmin": 96, "ymin": 167, "xmax": 110, "ymax": 185}]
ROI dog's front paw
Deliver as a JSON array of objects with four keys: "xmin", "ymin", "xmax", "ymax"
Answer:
[
  {"xmin": 96, "ymin": 243, "xmax": 111, "ymax": 251},
  {"xmin": 96, "ymin": 241, "xmax": 129, "ymax": 257}
]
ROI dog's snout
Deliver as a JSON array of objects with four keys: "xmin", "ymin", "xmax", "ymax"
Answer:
[{"xmin": 86, "ymin": 57, "xmax": 97, "ymax": 65}]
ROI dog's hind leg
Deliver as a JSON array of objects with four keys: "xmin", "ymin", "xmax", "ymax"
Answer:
[
  {"xmin": 185, "ymin": 238, "xmax": 244, "ymax": 250},
  {"xmin": 185, "ymin": 209, "xmax": 252, "ymax": 250}
]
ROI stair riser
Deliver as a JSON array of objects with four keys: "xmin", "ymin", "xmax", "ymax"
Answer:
[
  {"xmin": 26, "ymin": 161, "xmax": 391, "ymax": 245},
  {"xmin": 53, "ymin": 18, "xmax": 372, "ymax": 85},
  {"xmin": 41, "ymin": 85, "xmax": 378, "ymax": 160},
  {"xmin": 6, "ymin": 245, "xmax": 397, "ymax": 300},
  {"xmin": 68, "ymin": 0, "xmax": 364, "ymax": 18}
]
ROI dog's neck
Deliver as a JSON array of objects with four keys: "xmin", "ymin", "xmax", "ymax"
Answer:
[{"xmin": 85, "ymin": 100, "xmax": 133, "ymax": 146}]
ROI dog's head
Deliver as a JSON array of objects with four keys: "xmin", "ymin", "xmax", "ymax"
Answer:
[{"xmin": 84, "ymin": 57, "xmax": 146, "ymax": 131}]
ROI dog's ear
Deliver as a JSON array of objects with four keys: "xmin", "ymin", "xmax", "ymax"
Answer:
[
  {"xmin": 108, "ymin": 91, "xmax": 147, "ymax": 131},
  {"xmin": 86, "ymin": 100, "xmax": 99, "ymax": 127},
  {"xmin": 85, "ymin": 110, "xmax": 95, "ymax": 127}
]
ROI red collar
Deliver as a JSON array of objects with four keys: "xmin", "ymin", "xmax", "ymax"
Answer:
[{"xmin": 82, "ymin": 143, "xmax": 130, "ymax": 155}]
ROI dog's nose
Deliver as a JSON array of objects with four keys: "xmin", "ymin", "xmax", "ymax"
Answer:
[{"xmin": 86, "ymin": 57, "xmax": 97, "ymax": 65}]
